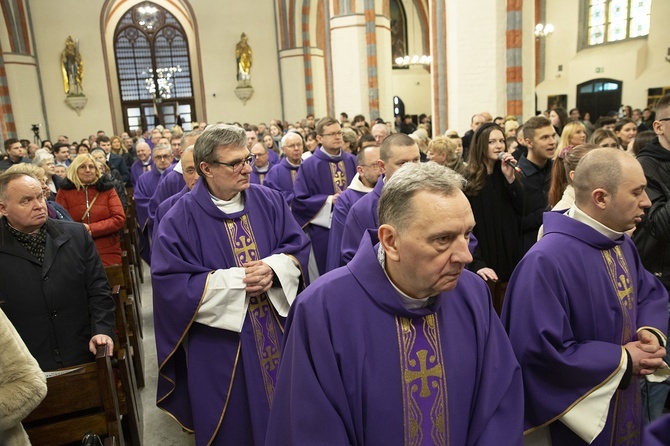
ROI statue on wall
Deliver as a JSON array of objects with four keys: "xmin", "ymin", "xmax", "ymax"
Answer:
[
  {"xmin": 235, "ymin": 33, "xmax": 252, "ymax": 85},
  {"xmin": 61, "ymin": 36, "xmax": 83, "ymax": 95}
]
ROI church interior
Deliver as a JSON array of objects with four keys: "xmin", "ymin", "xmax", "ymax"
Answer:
[{"xmin": 1, "ymin": 0, "xmax": 669, "ymax": 445}]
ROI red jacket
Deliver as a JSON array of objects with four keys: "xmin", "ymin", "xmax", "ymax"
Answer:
[{"xmin": 56, "ymin": 178, "xmax": 126, "ymax": 266}]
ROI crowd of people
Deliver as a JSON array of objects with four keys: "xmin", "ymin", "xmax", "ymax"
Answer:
[{"xmin": 0, "ymin": 97, "xmax": 669, "ymax": 445}]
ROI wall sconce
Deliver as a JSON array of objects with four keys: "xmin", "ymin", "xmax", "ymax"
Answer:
[
  {"xmin": 534, "ymin": 23, "xmax": 554, "ymax": 38},
  {"xmin": 666, "ymin": 47, "xmax": 670, "ymax": 63}
]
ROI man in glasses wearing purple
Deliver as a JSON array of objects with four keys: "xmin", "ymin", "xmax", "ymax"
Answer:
[{"xmin": 151, "ymin": 124, "xmax": 310, "ymax": 446}]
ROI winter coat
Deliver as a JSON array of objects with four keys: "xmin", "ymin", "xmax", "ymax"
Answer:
[{"xmin": 55, "ymin": 176, "xmax": 126, "ymax": 266}]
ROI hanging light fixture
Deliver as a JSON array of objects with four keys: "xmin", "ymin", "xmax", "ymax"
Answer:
[
  {"xmin": 394, "ymin": 55, "xmax": 432, "ymax": 66},
  {"xmin": 534, "ymin": 23, "xmax": 554, "ymax": 38}
]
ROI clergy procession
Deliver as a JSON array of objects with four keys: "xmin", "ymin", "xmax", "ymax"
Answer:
[{"xmin": 1, "ymin": 97, "xmax": 669, "ymax": 445}]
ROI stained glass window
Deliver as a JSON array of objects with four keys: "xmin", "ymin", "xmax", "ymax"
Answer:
[{"xmin": 587, "ymin": 0, "xmax": 651, "ymax": 46}]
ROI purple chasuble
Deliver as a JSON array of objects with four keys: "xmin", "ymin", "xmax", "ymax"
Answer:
[
  {"xmin": 250, "ymin": 163, "xmax": 273, "ymax": 186},
  {"xmin": 502, "ymin": 211, "xmax": 668, "ymax": 445},
  {"xmin": 267, "ymin": 149, "xmax": 280, "ymax": 166},
  {"xmin": 267, "ymin": 230, "xmax": 524, "ymax": 445},
  {"xmin": 643, "ymin": 414, "xmax": 670, "ymax": 446},
  {"xmin": 263, "ymin": 158, "xmax": 300, "ymax": 207},
  {"xmin": 153, "ymin": 185, "xmax": 189, "ymax": 238},
  {"xmin": 134, "ymin": 167, "xmax": 162, "ymax": 264},
  {"xmin": 325, "ymin": 187, "xmax": 367, "ymax": 272},
  {"xmin": 341, "ymin": 177, "xmax": 383, "ymax": 265},
  {"xmin": 148, "ymin": 167, "xmax": 186, "ymax": 232},
  {"xmin": 151, "ymin": 181, "xmax": 310, "ymax": 446},
  {"xmin": 130, "ymin": 159, "xmax": 153, "ymax": 187},
  {"xmin": 292, "ymin": 149, "xmax": 357, "ymax": 274}
]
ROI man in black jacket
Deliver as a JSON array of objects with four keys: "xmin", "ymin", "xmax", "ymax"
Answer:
[
  {"xmin": 0, "ymin": 172, "xmax": 115, "ymax": 371},
  {"xmin": 634, "ymin": 93, "xmax": 670, "ymax": 423}
]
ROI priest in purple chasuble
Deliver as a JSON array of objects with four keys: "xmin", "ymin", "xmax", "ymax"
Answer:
[
  {"xmin": 249, "ymin": 142, "xmax": 273, "ymax": 185},
  {"xmin": 130, "ymin": 141, "xmax": 153, "ymax": 187},
  {"xmin": 267, "ymin": 162, "xmax": 524, "ymax": 445},
  {"xmin": 134, "ymin": 144, "xmax": 173, "ymax": 264},
  {"xmin": 502, "ymin": 148, "xmax": 668, "ymax": 446},
  {"xmin": 326, "ymin": 145, "xmax": 381, "ymax": 272},
  {"xmin": 291, "ymin": 117, "xmax": 357, "ymax": 278},
  {"xmin": 263, "ymin": 132, "xmax": 304, "ymax": 207},
  {"xmin": 151, "ymin": 125, "xmax": 310, "ymax": 446}
]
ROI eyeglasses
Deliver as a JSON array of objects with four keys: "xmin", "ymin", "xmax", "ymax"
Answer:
[
  {"xmin": 210, "ymin": 155, "xmax": 256, "ymax": 173},
  {"xmin": 285, "ymin": 143, "xmax": 303, "ymax": 149},
  {"xmin": 321, "ymin": 131, "xmax": 344, "ymax": 138},
  {"xmin": 154, "ymin": 154, "xmax": 172, "ymax": 160}
]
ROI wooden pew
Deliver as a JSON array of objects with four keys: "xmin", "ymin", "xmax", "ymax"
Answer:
[
  {"xmin": 106, "ymin": 268, "xmax": 145, "ymax": 389},
  {"xmin": 23, "ymin": 346, "xmax": 123, "ymax": 446}
]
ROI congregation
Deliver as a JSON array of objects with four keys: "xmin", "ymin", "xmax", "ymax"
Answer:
[{"xmin": 1, "ymin": 96, "xmax": 670, "ymax": 445}]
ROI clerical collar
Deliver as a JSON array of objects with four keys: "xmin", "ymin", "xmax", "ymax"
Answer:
[
  {"xmin": 319, "ymin": 147, "xmax": 342, "ymax": 159},
  {"xmin": 142, "ymin": 161, "xmax": 151, "ymax": 166},
  {"xmin": 377, "ymin": 244, "xmax": 432, "ymax": 309},
  {"xmin": 174, "ymin": 159, "xmax": 183, "ymax": 174},
  {"xmin": 347, "ymin": 173, "xmax": 373, "ymax": 194},
  {"xmin": 255, "ymin": 164, "xmax": 269, "ymax": 173},
  {"xmin": 286, "ymin": 159, "xmax": 301, "ymax": 168},
  {"xmin": 567, "ymin": 205, "xmax": 624, "ymax": 240},
  {"xmin": 210, "ymin": 191, "xmax": 244, "ymax": 214}
]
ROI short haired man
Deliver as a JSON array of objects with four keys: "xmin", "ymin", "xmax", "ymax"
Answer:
[
  {"xmin": 154, "ymin": 145, "xmax": 199, "ymax": 230},
  {"xmin": 170, "ymin": 136, "xmax": 182, "ymax": 161},
  {"xmin": 503, "ymin": 148, "xmax": 668, "ymax": 445},
  {"xmin": 51, "ymin": 142, "xmax": 71, "ymax": 168},
  {"xmin": 461, "ymin": 114, "xmax": 485, "ymax": 160},
  {"xmin": 151, "ymin": 124, "xmax": 309, "ymax": 445},
  {"xmin": 98, "ymin": 136, "xmax": 130, "ymax": 184},
  {"xmin": 130, "ymin": 141, "xmax": 153, "ymax": 186},
  {"xmin": 518, "ymin": 115, "xmax": 556, "ymax": 254},
  {"xmin": 0, "ymin": 138, "xmax": 31, "ymax": 171},
  {"xmin": 250, "ymin": 143, "xmax": 273, "ymax": 185},
  {"xmin": 267, "ymin": 162, "xmax": 524, "ymax": 444},
  {"xmin": 325, "ymin": 145, "xmax": 381, "ymax": 272},
  {"xmin": 0, "ymin": 173, "xmax": 115, "ymax": 371},
  {"xmin": 134, "ymin": 144, "xmax": 173, "ymax": 264},
  {"xmin": 57, "ymin": 134, "xmax": 69, "ymax": 144},
  {"xmin": 340, "ymin": 133, "xmax": 421, "ymax": 265},
  {"xmin": 264, "ymin": 132, "xmax": 303, "ymax": 207},
  {"xmin": 371, "ymin": 122, "xmax": 389, "ymax": 145},
  {"xmin": 632, "ymin": 93, "xmax": 670, "ymax": 421},
  {"xmin": 292, "ymin": 117, "xmax": 357, "ymax": 279}
]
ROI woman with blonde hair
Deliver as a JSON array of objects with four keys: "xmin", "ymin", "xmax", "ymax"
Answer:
[
  {"xmin": 110, "ymin": 135, "xmax": 133, "ymax": 168},
  {"xmin": 548, "ymin": 144, "xmax": 598, "ymax": 210},
  {"xmin": 426, "ymin": 136, "xmax": 466, "ymax": 174},
  {"xmin": 56, "ymin": 153, "xmax": 125, "ymax": 265},
  {"xmin": 557, "ymin": 121, "xmax": 587, "ymax": 151},
  {"xmin": 588, "ymin": 127, "xmax": 619, "ymax": 148}
]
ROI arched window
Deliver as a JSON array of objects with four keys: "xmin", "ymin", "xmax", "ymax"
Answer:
[
  {"xmin": 586, "ymin": 0, "xmax": 651, "ymax": 46},
  {"xmin": 114, "ymin": 2, "xmax": 195, "ymax": 133}
]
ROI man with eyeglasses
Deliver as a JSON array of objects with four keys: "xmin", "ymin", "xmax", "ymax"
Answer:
[
  {"xmin": 325, "ymin": 145, "xmax": 381, "ymax": 272},
  {"xmin": 633, "ymin": 93, "xmax": 670, "ymax": 423},
  {"xmin": 264, "ymin": 131, "xmax": 304, "ymax": 207},
  {"xmin": 340, "ymin": 133, "xmax": 421, "ymax": 266},
  {"xmin": 151, "ymin": 124, "xmax": 310, "ymax": 446},
  {"xmin": 249, "ymin": 142, "xmax": 273, "ymax": 185},
  {"xmin": 133, "ymin": 144, "xmax": 173, "ymax": 264},
  {"xmin": 292, "ymin": 116, "xmax": 357, "ymax": 279}
]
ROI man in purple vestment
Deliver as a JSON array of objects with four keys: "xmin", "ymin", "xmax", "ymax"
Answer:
[
  {"xmin": 263, "ymin": 132, "xmax": 303, "ymax": 207},
  {"xmin": 340, "ymin": 133, "xmax": 421, "ymax": 265},
  {"xmin": 291, "ymin": 117, "xmax": 357, "ymax": 279},
  {"xmin": 130, "ymin": 142, "xmax": 153, "ymax": 187},
  {"xmin": 134, "ymin": 144, "xmax": 172, "ymax": 264},
  {"xmin": 153, "ymin": 146, "xmax": 199, "ymax": 236},
  {"xmin": 147, "ymin": 131, "xmax": 202, "ymax": 236},
  {"xmin": 249, "ymin": 143, "xmax": 273, "ymax": 185},
  {"xmin": 502, "ymin": 148, "xmax": 668, "ymax": 445},
  {"xmin": 325, "ymin": 144, "xmax": 380, "ymax": 272},
  {"xmin": 267, "ymin": 162, "xmax": 524, "ymax": 445},
  {"xmin": 151, "ymin": 124, "xmax": 309, "ymax": 446}
]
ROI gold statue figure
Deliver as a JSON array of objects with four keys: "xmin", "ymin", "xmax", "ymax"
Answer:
[
  {"xmin": 61, "ymin": 36, "xmax": 83, "ymax": 95},
  {"xmin": 235, "ymin": 33, "xmax": 252, "ymax": 84}
]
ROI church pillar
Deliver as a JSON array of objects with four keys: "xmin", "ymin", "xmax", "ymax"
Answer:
[
  {"xmin": 0, "ymin": 39, "xmax": 17, "ymax": 141},
  {"xmin": 506, "ymin": 0, "xmax": 523, "ymax": 121},
  {"xmin": 429, "ymin": 0, "xmax": 447, "ymax": 136},
  {"xmin": 0, "ymin": 0, "xmax": 47, "ymax": 142},
  {"xmin": 329, "ymin": 0, "xmax": 393, "ymax": 122}
]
